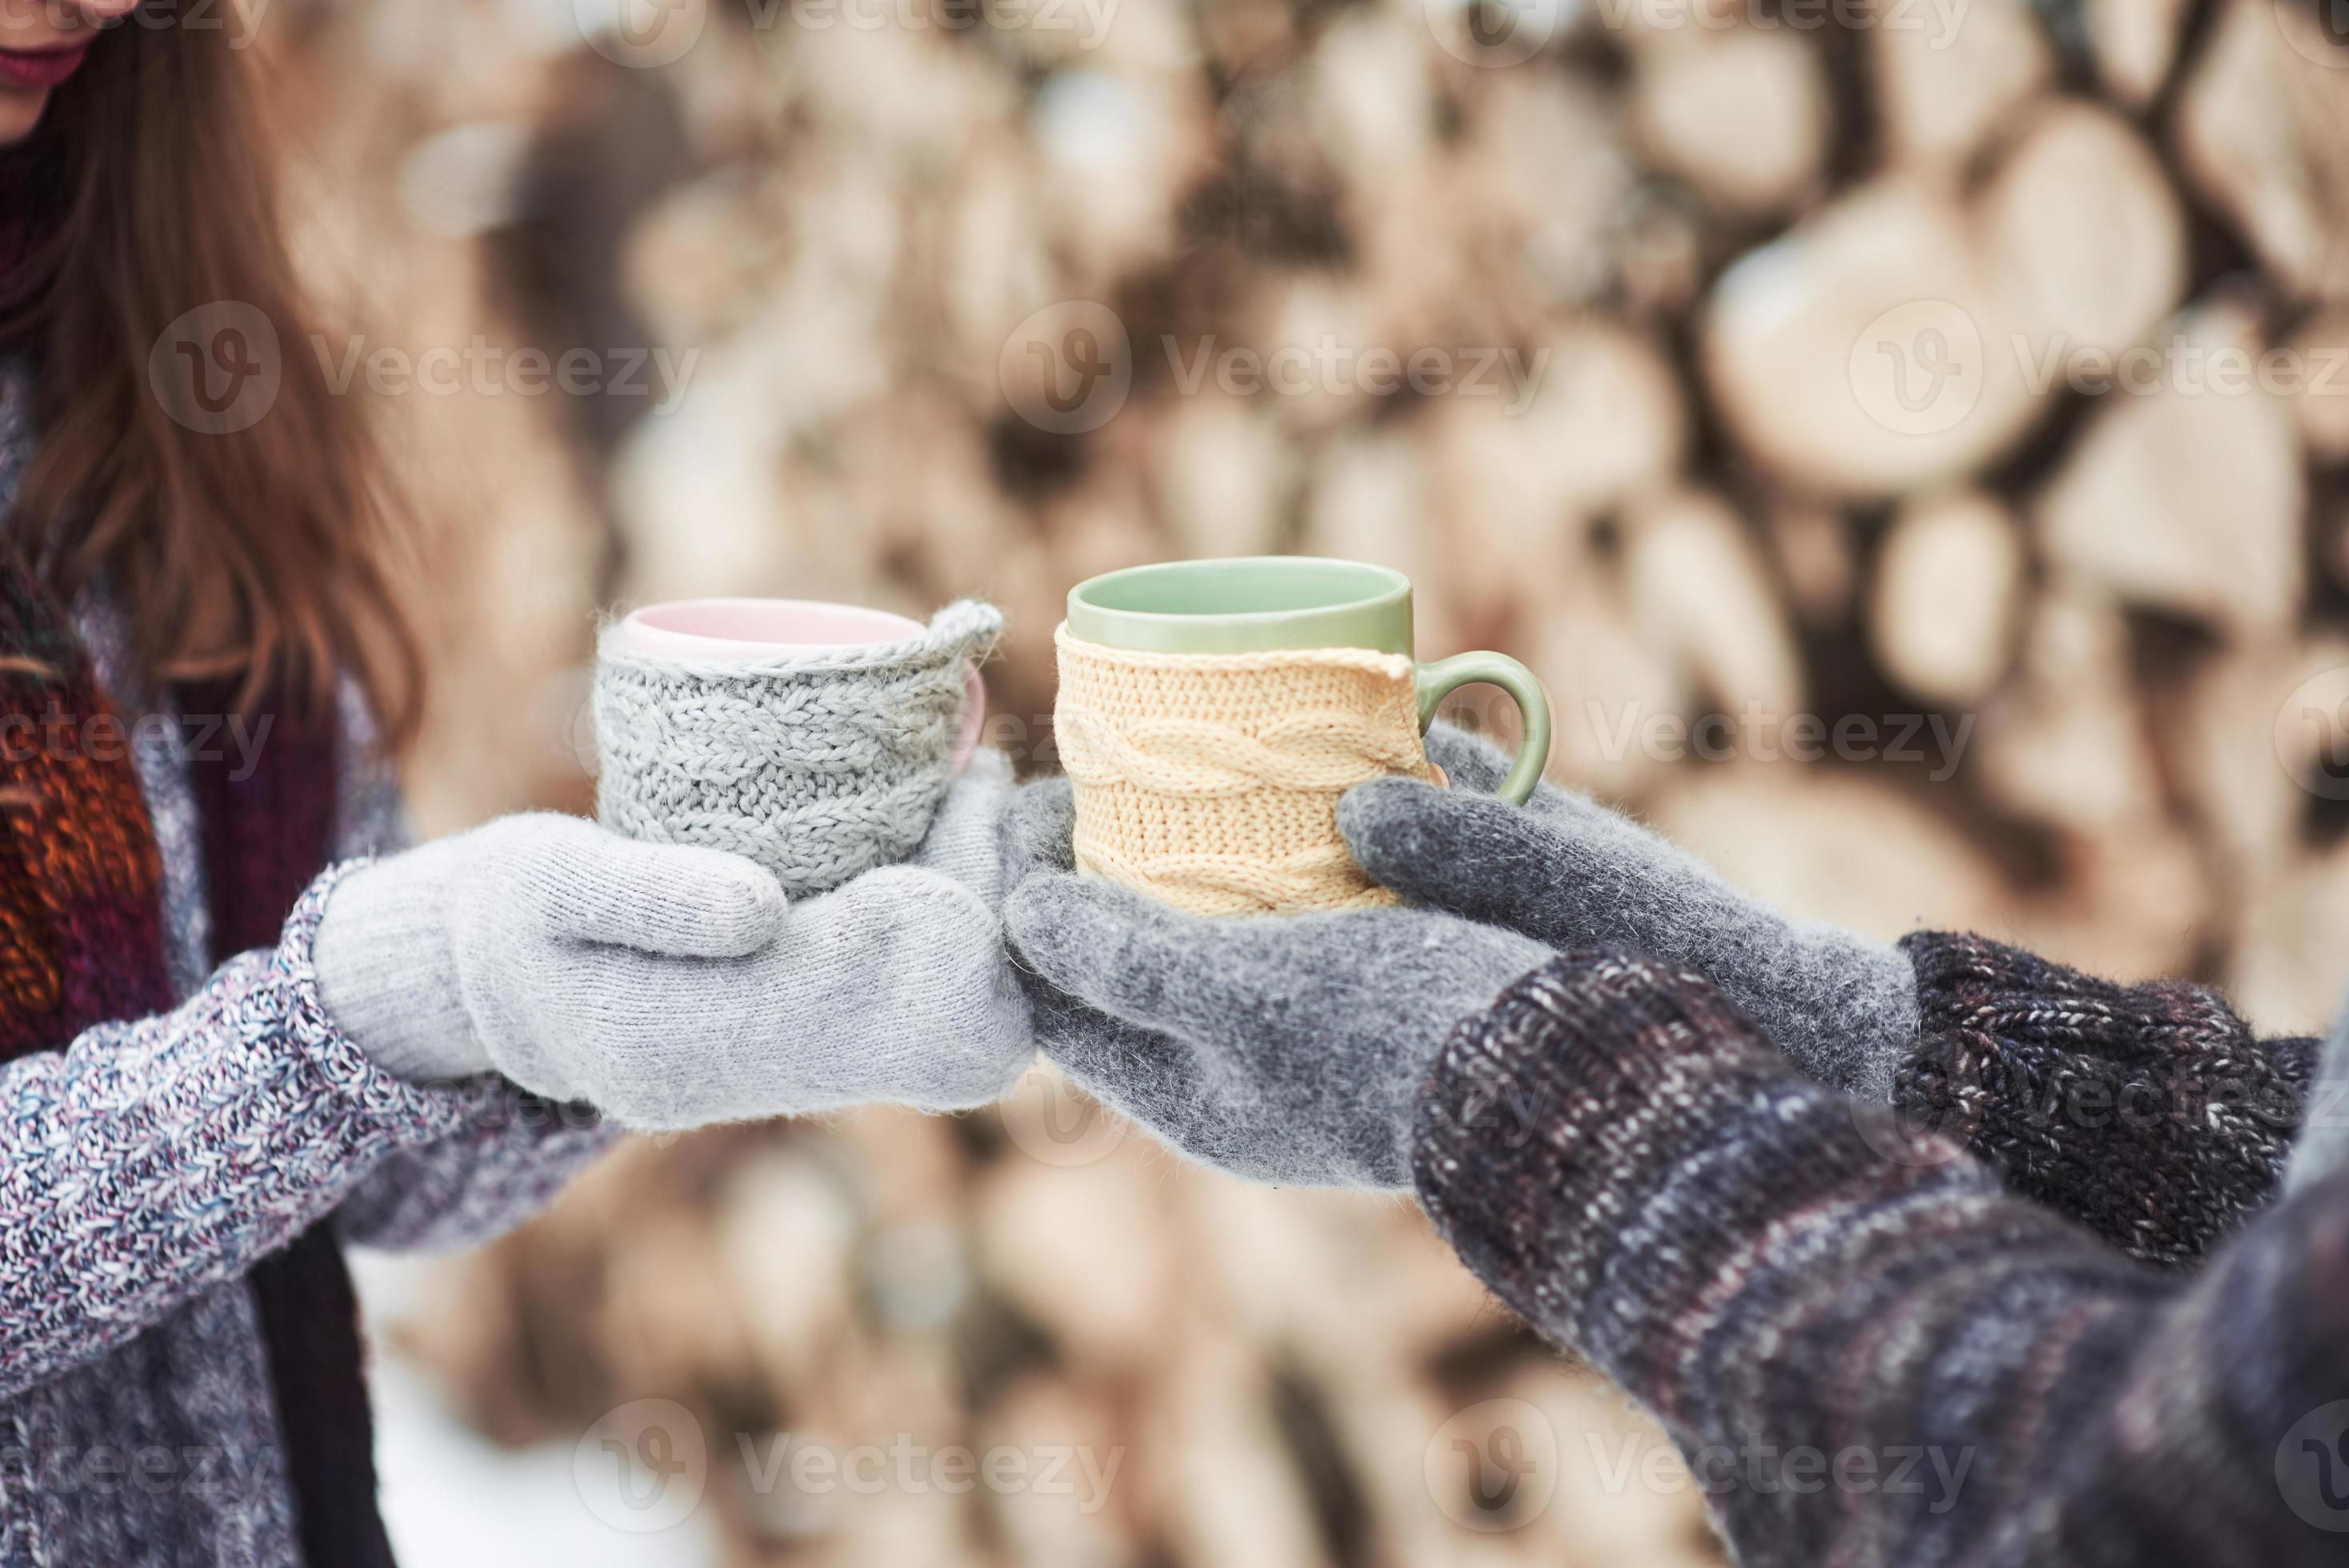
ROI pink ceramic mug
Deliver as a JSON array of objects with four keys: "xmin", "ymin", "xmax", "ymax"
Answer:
[{"xmin": 613, "ymin": 598, "xmax": 988, "ymax": 772}]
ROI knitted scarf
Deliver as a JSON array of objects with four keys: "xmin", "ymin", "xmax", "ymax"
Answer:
[{"xmin": 0, "ymin": 451, "xmax": 394, "ymax": 1560}]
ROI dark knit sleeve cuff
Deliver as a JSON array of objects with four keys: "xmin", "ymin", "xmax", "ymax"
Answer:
[
  {"xmin": 1411, "ymin": 950, "xmax": 2029, "ymax": 1435},
  {"xmin": 1412, "ymin": 953, "xmax": 1945, "ymax": 1360},
  {"xmin": 1895, "ymin": 930, "xmax": 2303, "ymax": 1267}
]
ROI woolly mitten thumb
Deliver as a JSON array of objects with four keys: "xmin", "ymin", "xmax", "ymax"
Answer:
[{"xmin": 1339, "ymin": 724, "xmax": 1922, "ymax": 1101}]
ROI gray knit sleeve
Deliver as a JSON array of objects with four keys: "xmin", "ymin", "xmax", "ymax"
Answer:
[
  {"xmin": 0, "ymin": 870, "xmax": 494, "ymax": 1400},
  {"xmin": 325, "ymin": 681, "xmax": 619, "ymax": 1252}
]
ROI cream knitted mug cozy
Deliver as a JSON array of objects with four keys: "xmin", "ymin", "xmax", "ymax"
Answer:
[
  {"xmin": 594, "ymin": 599, "xmax": 1002, "ymax": 898},
  {"xmin": 1053, "ymin": 623, "xmax": 1445, "ymax": 916}
]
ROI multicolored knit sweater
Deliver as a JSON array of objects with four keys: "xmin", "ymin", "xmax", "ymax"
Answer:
[
  {"xmin": 1414, "ymin": 946, "xmax": 2349, "ymax": 1566},
  {"xmin": 0, "ymin": 365, "xmax": 617, "ymax": 1567}
]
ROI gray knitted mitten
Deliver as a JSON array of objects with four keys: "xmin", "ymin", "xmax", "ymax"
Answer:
[
  {"xmin": 1002, "ymin": 778, "xmax": 1553, "ymax": 1189},
  {"xmin": 314, "ymin": 750, "xmax": 1031, "ymax": 1128},
  {"xmin": 1339, "ymin": 724, "xmax": 1923, "ymax": 1102},
  {"xmin": 594, "ymin": 599, "xmax": 1002, "ymax": 898}
]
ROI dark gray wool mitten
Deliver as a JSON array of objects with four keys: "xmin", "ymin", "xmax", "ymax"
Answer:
[
  {"xmin": 1339, "ymin": 725, "xmax": 1923, "ymax": 1102},
  {"xmin": 1002, "ymin": 778, "xmax": 1554, "ymax": 1190}
]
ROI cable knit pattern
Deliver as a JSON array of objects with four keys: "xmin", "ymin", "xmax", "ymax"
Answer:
[
  {"xmin": 1415, "ymin": 951, "xmax": 2349, "ymax": 1568},
  {"xmin": 1894, "ymin": 930, "xmax": 2315, "ymax": 1269},
  {"xmin": 1054, "ymin": 623, "xmax": 1443, "ymax": 915},
  {"xmin": 593, "ymin": 598, "xmax": 1000, "ymax": 898}
]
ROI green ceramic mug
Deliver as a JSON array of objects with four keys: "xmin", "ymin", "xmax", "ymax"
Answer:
[{"xmin": 1065, "ymin": 556, "xmax": 1552, "ymax": 803}]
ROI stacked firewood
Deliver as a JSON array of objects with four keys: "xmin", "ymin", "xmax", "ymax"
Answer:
[{"xmin": 263, "ymin": 0, "xmax": 2349, "ymax": 1562}]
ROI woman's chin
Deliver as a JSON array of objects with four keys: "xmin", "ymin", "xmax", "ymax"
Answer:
[{"xmin": 0, "ymin": 88, "xmax": 49, "ymax": 147}]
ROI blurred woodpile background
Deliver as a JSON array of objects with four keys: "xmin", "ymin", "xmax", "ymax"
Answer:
[{"xmin": 255, "ymin": 0, "xmax": 2349, "ymax": 1562}]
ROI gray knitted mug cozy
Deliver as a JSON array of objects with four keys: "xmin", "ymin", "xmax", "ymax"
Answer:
[{"xmin": 593, "ymin": 599, "xmax": 1003, "ymax": 898}]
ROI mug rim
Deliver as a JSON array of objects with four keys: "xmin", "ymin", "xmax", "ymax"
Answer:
[
  {"xmin": 618, "ymin": 597, "xmax": 928, "ymax": 660},
  {"xmin": 604, "ymin": 596, "xmax": 991, "ymax": 777},
  {"xmin": 1066, "ymin": 556, "xmax": 1414, "ymax": 656}
]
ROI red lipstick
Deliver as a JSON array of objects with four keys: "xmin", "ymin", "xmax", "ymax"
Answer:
[{"xmin": 0, "ymin": 43, "xmax": 90, "ymax": 93}]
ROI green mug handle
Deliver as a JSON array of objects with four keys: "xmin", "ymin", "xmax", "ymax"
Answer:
[{"xmin": 1414, "ymin": 653, "xmax": 1553, "ymax": 806}]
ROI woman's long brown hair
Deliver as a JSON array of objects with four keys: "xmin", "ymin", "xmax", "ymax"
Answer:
[{"xmin": 0, "ymin": 12, "xmax": 419, "ymax": 744}]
